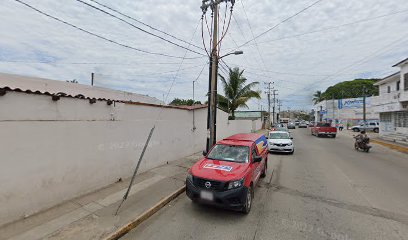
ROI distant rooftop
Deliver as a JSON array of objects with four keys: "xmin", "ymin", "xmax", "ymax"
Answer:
[
  {"xmin": 0, "ymin": 73, "xmax": 163, "ymax": 104},
  {"xmin": 392, "ymin": 57, "xmax": 408, "ymax": 67}
]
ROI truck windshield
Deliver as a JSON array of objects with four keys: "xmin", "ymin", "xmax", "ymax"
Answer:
[
  {"xmin": 207, "ymin": 144, "xmax": 249, "ymax": 163},
  {"xmin": 269, "ymin": 132, "xmax": 290, "ymax": 139}
]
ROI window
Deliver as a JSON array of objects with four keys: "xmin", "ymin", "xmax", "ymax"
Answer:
[
  {"xmin": 405, "ymin": 73, "xmax": 408, "ymax": 91},
  {"xmin": 387, "ymin": 86, "xmax": 391, "ymax": 93},
  {"xmin": 395, "ymin": 112, "xmax": 408, "ymax": 128},
  {"xmin": 252, "ymin": 148, "xmax": 258, "ymax": 161},
  {"xmin": 380, "ymin": 113, "xmax": 392, "ymax": 122},
  {"xmin": 396, "ymin": 81, "xmax": 400, "ymax": 91},
  {"xmin": 207, "ymin": 144, "xmax": 249, "ymax": 163}
]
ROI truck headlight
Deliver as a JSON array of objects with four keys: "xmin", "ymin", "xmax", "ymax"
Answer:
[
  {"xmin": 186, "ymin": 173, "xmax": 193, "ymax": 183},
  {"xmin": 227, "ymin": 178, "xmax": 244, "ymax": 190}
]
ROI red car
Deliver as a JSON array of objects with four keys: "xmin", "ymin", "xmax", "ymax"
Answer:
[
  {"xmin": 310, "ymin": 122, "xmax": 337, "ymax": 138},
  {"xmin": 186, "ymin": 133, "xmax": 268, "ymax": 214}
]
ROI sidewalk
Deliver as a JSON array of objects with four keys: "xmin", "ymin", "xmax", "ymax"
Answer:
[
  {"xmin": 337, "ymin": 130, "xmax": 408, "ymax": 154},
  {"xmin": 0, "ymin": 153, "xmax": 201, "ymax": 240}
]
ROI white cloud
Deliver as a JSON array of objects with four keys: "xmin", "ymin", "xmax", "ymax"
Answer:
[{"xmin": 1, "ymin": 0, "xmax": 408, "ymax": 110}]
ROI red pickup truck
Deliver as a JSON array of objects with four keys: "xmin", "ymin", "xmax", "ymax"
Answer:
[
  {"xmin": 311, "ymin": 122, "xmax": 337, "ymax": 138},
  {"xmin": 186, "ymin": 133, "xmax": 268, "ymax": 214}
]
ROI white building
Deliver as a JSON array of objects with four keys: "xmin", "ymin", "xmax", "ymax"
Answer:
[
  {"xmin": 313, "ymin": 97, "xmax": 379, "ymax": 126},
  {"xmin": 372, "ymin": 58, "xmax": 408, "ymax": 142}
]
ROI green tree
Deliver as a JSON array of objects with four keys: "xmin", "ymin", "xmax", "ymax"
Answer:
[
  {"xmin": 313, "ymin": 90, "xmax": 324, "ymax": 104},
  {"xmin": 313, "ymin": 78, "xmax": 379, "ymax": 104},
  {"xmin": 169, "ymin": 98, "xmax": 201, "ymax": 106},
  {"xmin": 217, "ymin": 67, "xmax": 261, "ymax": 119}
]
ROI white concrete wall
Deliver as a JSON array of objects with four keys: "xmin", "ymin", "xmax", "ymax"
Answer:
[{"xmin": 0, "ymin": 91, "xmax": 261, "ymax": 226}]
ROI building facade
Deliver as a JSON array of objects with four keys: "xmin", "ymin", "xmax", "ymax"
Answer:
[
  {"xmin": 313, "ymin": 97, "xmax": 379, "ymax": 127},
  {"xmin": 372, "ymin": 58, "xmax": 408, "ymax": 139}
]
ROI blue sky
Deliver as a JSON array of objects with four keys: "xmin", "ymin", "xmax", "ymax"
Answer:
[{"xmin": 1, "ymin": 0, "xmax": 408, "ymax": 110}]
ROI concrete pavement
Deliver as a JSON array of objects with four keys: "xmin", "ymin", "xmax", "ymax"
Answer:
[{"xmin": 123, "ymin": 127, "xmax": 408, "ymax": 240}]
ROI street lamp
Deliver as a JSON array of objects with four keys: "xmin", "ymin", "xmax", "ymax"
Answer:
[
  {"xmin": 206, "ymin": 50, "xmax": 244, "ymax": 152},
  {"xmin": 220, "ymin": 50, "xmax": 244, "ymax": 59}
]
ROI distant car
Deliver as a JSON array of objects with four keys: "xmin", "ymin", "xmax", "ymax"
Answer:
[
  {"xmin": 311, "ymin": 122, "xmax": 337, "ymax": 138},
  {"xmin": 287, "ymin": 122, "xmax": 296, "ymax": 129},
  {"xmin": 274, "ymin": 127, "xmax": 289, "ymax": 132},
  {"xmin": 267, "ymin": 131, "xmax": 294, "ymax": 154},
  {"xmin": 351, "ymin": 122, "xmax": 379, "ymax": 133},
  {"xmin": 295, "ymin": 121, "xmax": 300, "ymax": 126},
  {"xmin": 298, "ymin": 122, "xmax": 308, "ymax": 128},
  {"xmin": 309, "ymin": 121, "xmax": 315, "ymax": 127}
]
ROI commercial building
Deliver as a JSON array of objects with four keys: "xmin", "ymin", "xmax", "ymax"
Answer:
[
  {"xmin": 372, "ymin": 58, "xmax": 408, "ymax": 143},
  {"xmin": 313, "ymin": 96, "xmax": 379, "ymax": 127}
]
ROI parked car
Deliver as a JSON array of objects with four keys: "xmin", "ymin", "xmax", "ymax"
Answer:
[
  {"xmin": 310, "ymin": 122, "xmax": 337, "ymax": 138},
  {"xmin": 267, "ymin": 131, "xmax": 294, "ymax": 154},
  {"xmin": 309, "ymin": 121, "xmax": 315, "ymax": 127},
  {"xmin": 295, "ymin": 120, "xmax": 300, "ymax": 126},
  {"xmin": 186, "ymin": 133, "xmax": 268, "ymax": 214},
  {"xmin": 298, "ymin": 121, "xmax": 308, "ymax": 128},
  {"xmin": 287, "ymin": 122, "xmax": 296, "ymax": 129},
  {"xmin": 351, "ymin": 122, "xmax": 379, "ymax": 133}
]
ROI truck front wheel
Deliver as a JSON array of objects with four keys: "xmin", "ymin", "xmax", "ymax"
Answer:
[{"xmin": 242, "ymin": 186, "xmax": 253, "ymax": 214}]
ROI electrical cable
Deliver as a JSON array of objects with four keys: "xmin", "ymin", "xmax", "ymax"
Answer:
[
  {"xmin": 13, "ymin": 0, "xmax": 203, "ymax": 60},
  {"xmin": 74, "ymin": 0, "xmax": 205, "ymax": 56},
  {"xmin": 235, "ymin": 0, "xmax": 324, "ymax": 49},
  {"xmin": 88, "ymin": 0, "xmax": 204, "ymax": 51}
]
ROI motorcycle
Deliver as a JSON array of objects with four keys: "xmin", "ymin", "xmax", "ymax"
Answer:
[{"xmin": 354, "ymin": 137, "xmax": 371, "ymax": 152}]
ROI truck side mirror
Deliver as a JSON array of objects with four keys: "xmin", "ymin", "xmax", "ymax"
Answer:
[
  {"xmin": 253, "ymin": 156, "xmax": 262, "ymax": 163},
  {"xmin": 202, "ymin": 150, "xmax": 207, "ymax": 156}
]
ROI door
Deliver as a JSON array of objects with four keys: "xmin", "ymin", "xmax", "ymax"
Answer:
[{"xmin": 251, "ymin": 146, "xmax": 262, "ymax": 184}]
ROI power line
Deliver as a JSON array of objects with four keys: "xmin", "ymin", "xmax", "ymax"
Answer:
[
  {"xmin": 88, "ymin": 0, "xmax": 204, "ymax": 51},
  {"xmin": 239, "ymin": 0, "xmax": 269, "ymax": 74},
  {"xmin": 0, "ymin": 60, "xmax": 202, "ymax": 65},
  {"xmin": 74, "ymin": 0, "xmax": 205, "ymax": 56},
  {"xmin": 13, "ymin": 0, "xmax": 203, "ymax": 60},
  {"xmin": 235, "ymin": 0, "xmax": 324, "ymax": 49},
  {"xmin": 250, "ymin": 8, "xmax": 408, "ymax": 46}
]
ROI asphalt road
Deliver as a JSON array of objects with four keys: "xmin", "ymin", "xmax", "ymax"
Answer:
[{"xmin": 122, "ymin": 128, "xmax": 408, "ymax": 240}]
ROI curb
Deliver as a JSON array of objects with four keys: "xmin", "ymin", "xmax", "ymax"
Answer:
[
  {"xmin": 104, "ymin": 185, "xmax": 186, "ymax": 240},
  {"xmin": 370, "ymin": 139, "xmax": 408, "ymax": 154}
]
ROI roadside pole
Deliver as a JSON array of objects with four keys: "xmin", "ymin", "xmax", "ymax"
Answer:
[
  {"xmin": 264, "ymin": 82, "xmax": 273, "ymax": 127},
  {"xmin": 363, "ymin": 86, "xmax": 367, "ymax": 125},
  {"xmin": 272, "ymin": 89, "xmax": 278, "ymax": 125}
]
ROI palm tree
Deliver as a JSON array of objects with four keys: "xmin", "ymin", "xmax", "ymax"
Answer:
[
  {"xmin": 312, "ymin": 90, "xmax": 324, "ymax": 104},
  {"xmin": 217, "ymin": 67, "xmax": 261, "ymax": 119}
]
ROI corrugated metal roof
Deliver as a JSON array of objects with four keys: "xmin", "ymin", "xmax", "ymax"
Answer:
[{"xmin": 0, "ymin": 72, "xmax": 163, "ymax": 104}]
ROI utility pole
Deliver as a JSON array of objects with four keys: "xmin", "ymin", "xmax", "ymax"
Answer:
[
  {"xmin": 192, "ymin": 80, "xmax": 196, "ymax": 131},
  {"xmin": 264, "ymin": 82, "xmax": 273, "ymax": 127},
  {"xmin": 277, "ymin": 99, "xmax": 282, "ymax": 123},
  {"xmin": 363, "ymin": 86, "xmax": 367, "ymax": 125},
  {"xmin": 202, "ymin": 0, "xmax": 235, "ymax": 152},
  {"xmin": 272, "ymin": 89, "xmax": 278, "ymax": 125}
]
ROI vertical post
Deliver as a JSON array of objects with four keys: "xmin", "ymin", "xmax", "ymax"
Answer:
[
  {"xmin": 332, "ymin": 94, "xmax": 335, "ymax": 124},
  {"xmin": 272, "ymin": 89, "xmax": 278, "ymax": 125},
  {"xmin": 319, "ymin": 106, "xmax": 323, "ymax": 122},
  {"xmin": 363, "ymin": 86, "xmax": 366, "ymax": 125},
  {"xmin": 206, "ymin": 56, "xmax": 213, "ymax": 152},
  {"xmin": 91, "ymin": 72, "xmax": 94, "ymax": 86},
  {"xmin": 207, "ymin": 4, "xmax": 219, "ymax": 151},
  {"xmin": 192, "ymin": 81, "xmax": 196, "ymax": 131}
]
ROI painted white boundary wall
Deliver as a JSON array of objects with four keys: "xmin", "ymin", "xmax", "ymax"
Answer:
[{"xmin": 0, "ymin": 91, "xmax": 261, "ymax": 226}]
